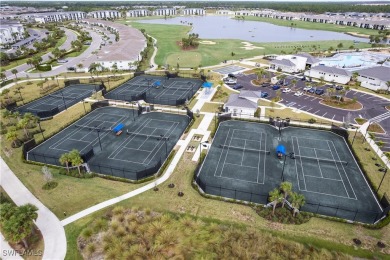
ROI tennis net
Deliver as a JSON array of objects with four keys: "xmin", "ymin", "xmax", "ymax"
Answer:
[
  {"xmin": 126, "ymin": 130, "xmax": 169, "ymax": 140},
  {"xmin": 294, "ymin": 154, "xmax": 348, "ymax": 165},
  {"xmin": 165, "ymin": 87, "xmax": 192, "ymax": 91},
  {"xmin": 49, "ymin": 94, "xmax": 76, "ymax": 100},
  {"xmin": 219, "ymin": 144, "xmax": 270, "ymax": 154},
  {"xmin": 74, "ymin": 124, "xmax": 112, "ymax": 132}
]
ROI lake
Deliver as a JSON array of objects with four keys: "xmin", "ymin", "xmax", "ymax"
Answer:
[{"xmin": 137, "ymin": 15, "xmax": 367, "ymax": 43}]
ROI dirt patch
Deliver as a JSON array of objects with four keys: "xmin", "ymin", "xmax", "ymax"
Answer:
[
  {"xmin": 345, "ymin": 32, "xmax": 370, "ymax": 39},
  {"xmin": 240, "ymin": 41, "xmax": 264, "ymax": 50}
]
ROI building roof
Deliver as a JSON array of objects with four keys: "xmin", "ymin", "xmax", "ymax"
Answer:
[
  {"xmin": 357, "ymin": 66, "xmax": 390, "ymax": 82},
  {"xmin": 225, "ymin": 94, "xmax": 258, "ymax": 109},
  {"xmin": 311, "ymin": 65, "xmax": 352, "ymax": 77},
  {"xmin": 239, "ymin": 90, "xmax": 262, "ymax": 99},
  {"xmin": 12, "ymin": 36, "xmax": 36, "ymax": 47},
  {"xmin": 295, "ymin": 53, "xmax": 320, "ymax": 64},
  {"xmin": 270, "ymin": 59, "xmax": 296, "ymax": 67}
]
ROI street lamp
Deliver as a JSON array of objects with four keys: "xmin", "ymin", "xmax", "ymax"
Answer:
[
  {"xmin": 60, "ymin": 91, "xmax": 67, "ymax": 110},
  {"xmin": 351, "ymin": 126, "xmax": 358, "ymax": 146},
  {"xmin": 95, "ymin": 126, "xmax": 102, "ymax": 151},
  {"xmin": 37, "ymin": 120, "xmax": 44, "ymax": 140},
  {"xmin": 377, "ymin": 167, "xmax": 388, "ymax": 193},
  {"xmin": 199, "ymin": 141, "xmax": 209, "ymax": 162},
  {"xmin": 281, "ymin": 152, "xmax": 295, "ymax": 181}
]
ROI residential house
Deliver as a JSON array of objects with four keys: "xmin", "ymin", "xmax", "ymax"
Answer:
[
  {"xmin": 89, "ymin": 10, "xmax": 120, "ymax": 19},
  {"xmin": 357, "ymin": 66, "xmax": 390, "ymax": 91},
  {"xmin": 126, "ymin": 9, "xmax": 150, "ymax": 17},
  {"xmin": 183, "ymin": 8, "xmax": 205, "ymax": 16}
]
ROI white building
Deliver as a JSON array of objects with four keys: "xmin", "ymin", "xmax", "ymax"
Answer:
[
  {"xmin": 305, "ymin": 65, "xmax": 352, "ymax": 84},
  {"xmin": 270, "ymin": 54, "xmax": 318, "ymax": 73},
  {"xmin": 21, "ymin": 11, "xmax": 86, "ymax": 23},
  {"xmin": 0, "ymin": 21, "xmax": 25, "ymax": 46},
  {"xmin": 224, "ymin": 90, "xmax": 261, "ymax": 116},
  {"xmin": 126, "ymin": 9, "xmax": 150, "ymax": 17},
  {"xmin": 357, "ymin": 66, "xmax": 390, "ymax": 91},
  {"xmin": 183, "ymin": 8, "xmax": 205, "ymax": 16},
  {"xmin": 152, "ymin": 8, "xmax": 176, "ymax": 16},
  {"xmin": 216, "ymin": 10, "xmax": 235, "ymax": 15},
  {"xmin": 89, "ymin": 10, "xmax": 120, "ymax": 19}
]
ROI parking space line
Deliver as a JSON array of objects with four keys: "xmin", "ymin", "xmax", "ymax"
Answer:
[
  {"xmin": 322, "ymin": 112, "xmax": 327, "ymax": 117},
  {"xmin": 314, "ymin": 110, "xmax": 320, "ymax": 114},
  {"xmin": 306, "ymin": 108, "xmax": 312, "ymax": 112},
  {"xmin": 332, "ymin": 115, "xmax": 336, "ymax": 120},
  {"xmin": 300, "ymin": 106, "xmax": 306, "ymax": 110}
]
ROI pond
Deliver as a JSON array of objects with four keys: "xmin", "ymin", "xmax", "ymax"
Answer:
[{"xmin": 137, "ymin": 15, "xmax": 367, "ymax": 43}]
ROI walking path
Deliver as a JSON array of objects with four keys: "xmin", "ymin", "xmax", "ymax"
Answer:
[{"xmin": 0, "ymin": 158, "xmax": 66, "ymax": 260}]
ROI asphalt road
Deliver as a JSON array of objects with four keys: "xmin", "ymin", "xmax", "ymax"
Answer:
[{"xmin": 236, "ymin": 72, "xmax": 390, "ymax": 151}]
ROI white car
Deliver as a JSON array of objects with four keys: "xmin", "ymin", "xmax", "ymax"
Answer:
[
  {"xmin": 303, "ymin": 86, "xmax": 312, "ymax": 91},
  {"xmin": 294, "ymin": 91, "xmax": 303, "ymax": 97},
  {"xmin": 282, "ymin": 88, "xmax": 291, "ymax": 93}
]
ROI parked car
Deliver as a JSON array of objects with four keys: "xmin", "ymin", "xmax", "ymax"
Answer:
[
  {"xmin": 67, "ymin": 67, "xmax": 76, "ymax": 71},
  {"xmin": 335, "ymin": 85, "xmax": 344, "ymax": 91},
  {"xmin": 261, "ymin": 92, "xmax": 269, "ymax": 98},
  {"xmin": 272, "ymin": 85, "xmax": 281, "ymax": 90},
  {"xmin": 233, "ymin": 84, "xmax": 244, "ymax": 90},
  {"xmin": 228, "ymin": 73, "xmax": 237, "ymax": 78},
  {"xmin": 303, "ymin": 86, "xmax": 312, "ymax": 91},
  {"xmin": 282, "ymin": 88, "xmax": 291, "ymax": 93},
  {"xmin": 301, "ymin": 76, "xmax": 306, "ymax": 81},
  {"xmin": 261, "ymin": 83, "xmax": 270, "ymax": 87},
  {"xmin": 308, "ymin": 88, "xmax": 316, "ymax": 94},
  {"xmin": 315, "ymin": 89, "xmax": 325, "ymax": 95},
  {"xmin": 294, "ymin": 91, "xmax": 303, "ymax": 97},
  {"xmin": 223, "ymin": 77, "xmax": 237, "ymax": 85}
]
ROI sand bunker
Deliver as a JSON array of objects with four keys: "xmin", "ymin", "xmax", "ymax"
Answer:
[
  {"xmin": 240, "ymin": 41, "xmax": 264, "ymax": 50},
  {"xmin": 199, "ymin": 40, "xmax": 217, "ymax": 45}
]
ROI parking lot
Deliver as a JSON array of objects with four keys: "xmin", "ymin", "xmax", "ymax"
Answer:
[{"xmin": 235, "ymin": 72, "xmax": 390, "ymax": 151}]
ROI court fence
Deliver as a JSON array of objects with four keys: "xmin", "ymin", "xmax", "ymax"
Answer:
[{"xmin": 195, "ymin": 177, "xmax": 386, "ymax": 224}]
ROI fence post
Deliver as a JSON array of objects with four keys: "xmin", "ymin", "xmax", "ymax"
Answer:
[
  {"xmin": 316, "ymin": 203, "xmax": 320, "ymax": 214},
  {"xmin": 235, "ymin": 189, "xmax": 237, "ymax": 200},
  {"xmin": 335, "ymin": 206, "xmax": 339, "ymax": 217},
  {"xmin": 353, "ymin": 209, "xmax": 358, "ymax": 221},
  {"xmin": 219, "ymin": 185, "xmax": 222, "ymax": 196}
]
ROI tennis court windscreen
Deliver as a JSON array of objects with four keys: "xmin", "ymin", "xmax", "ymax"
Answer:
[{"xmin": 49, "ymin": 94, "xmax": 75, "ymax": 100}]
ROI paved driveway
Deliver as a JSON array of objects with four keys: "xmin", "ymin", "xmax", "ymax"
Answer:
[{"xmin": 236, "ymin": 73, "xmax": 390, "ymax": 151}]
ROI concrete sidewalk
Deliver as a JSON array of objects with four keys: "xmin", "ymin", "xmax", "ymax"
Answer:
[{"xmin": 0, "ymin": 158, "xmax": 66, "ymax": 260}]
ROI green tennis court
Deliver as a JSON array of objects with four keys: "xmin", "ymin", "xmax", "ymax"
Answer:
[
  {"xmin": 27, "ymin": 106, "xmax": 190, "ymax": 180},
  {"xmin": 196, "ymin": 120, "xmax": 384, "ymax": 223}
]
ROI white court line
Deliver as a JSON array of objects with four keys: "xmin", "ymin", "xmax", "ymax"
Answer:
[
  {"xmin": 296, "ymin": 137, "xmax": 308, "ymax": 190},
  {"xmin": 219, "ymin": 129, "xmax": 237, "ymax": 177},
  {"xmin": 299, "ymin": 146, "xmax": 331, "ymax": 151},
  {"xmin": 305, "ymin": 175, "xmax": 343, "ymax": 181},
  {"xmin": 213, "ymin": 128, "xmax": 231, "ymax": 177},
  {"xmin": 329, "ymin": 141, "xmax": 357, "ymax": 200},
  {"xmin": 224, "ymin": 162, "xmax": 258, "ymax": 169},
  {"xmin": 313, "ymin": 149, "xmax": 323, "ymax": 178}
]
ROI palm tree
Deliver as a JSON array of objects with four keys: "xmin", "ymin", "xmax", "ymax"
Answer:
[
  {"xmin": 0, "ymin": 72, "xmax": 7, "ymax": 82},
  {"xmin": 291, "ymin": 79, "xmax": 297, "ymax": 88},
  {"xmin": 386, "ymin": 81, "xmax": 390, "ymax": 94},
  {"xmin": 1, "ymin": 89, "xmax": 12, "ymax": 104},
  {"xmin": 280, "ymin": 182, "xmax": 292, "ymax": 208},
  {"xmin": 6, "ymin": 128, "xmax": 18, "ymax": 147},
  {"xmin": 59, "ymin": 152, "xmax": 71, "ymax": 173},
  {"xmin": 2, "ymin": 110, "xmax": 12, "ymax": 125},
  {"xmin": 290, "ymin": 192, "xmax": 305, "ymax": 217},
  {"xmin": 268, "ymin": 188, "xmax": 282, "ymax": 215},
  {"xmin": 70, "ymin": 149, "xmax": 84, "ymax": 174},
  {"xmin": 256, "ymin": 68, "xmax": 265, "ymax": 81},
  {"xmin": 17, "ymin": 118, "xmax": 30, "ymax": 138},
  {"xmin": 352, "ymin": 72, "xmax": 359, "ymax": 83}
]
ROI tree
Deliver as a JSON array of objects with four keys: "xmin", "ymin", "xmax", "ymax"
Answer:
[
  {"xmin": 111, "ymin": 63, "xmax": 118, "ymax": 78},
  {"xmin": 2, "ymin": 203, "xmax": 38, "ymax": 249},
  {"xmin": 290, "ymin": 192, "xmax": 305, "ymax": 217},
  {"xmin": 256, "ymin": 68, "xmax": 265, "ymax": 80},
  {"xmin": 0, "ymin": 72, "xmax": 7, "ymax": 82},
  {"xmin": 11, "ymin": 69, "xmax": 18, "ymax": 81},
  {"xmin": 70, "ymin": 149, "xmax": 83, "ymax": 174},
  {"xmin": 280, "ymin": 182, "xmax": 292, "ymax": 208},
  {"xmin": 352, "ymin": 72, "xmax": 359, "ymax": 82},
  {"xmin": 42, "ymin": 166, "xmax": 53, "ymax": 183},
  {"xmin": 17, "ymin": 117, "xmax": 30, "ymax": 138},
  {"xmin": 6, "ymin": 128, "xmax": 18, "ymax": 147},
  {"xmin": 386, "ymin": 81, "xmax": 390, "ymax": 94},
  {"xmin": 337, "ymin": 42, "xmax": 343, "ymax": 48},
  {"xmin": 268, "ymin": 188, "xmax": 282, "ymax": 215},
  {"xmin": 59, "ymin": 153, "xmax": 71, "ymax": 173},
  {"xmin": 1, "ymin": 89, "xmax": 12, "ymax": 104},
  {"xmin": 2, "ymin": 110, "xmax": 13, "ymax": 125},
  {"xmin": 291, "ymin": 79, "xmax": 297, "ymax": 88}
]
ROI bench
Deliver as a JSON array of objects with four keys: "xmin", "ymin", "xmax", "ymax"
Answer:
[{"xmin": 116, "ymin": 130, "xmax": 123, "ymax": 136}]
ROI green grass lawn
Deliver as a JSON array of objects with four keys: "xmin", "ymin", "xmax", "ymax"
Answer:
[
  {"xmin": 200, "ymin": 102, "xmax": 222, "ymax": 113},
  {"xmin": 63, "ymin": 46, "xmax": 89, "ymax": 58},
  {"xmin": 265, "ymin": 107, "xmax": 339, "ymax": 125},
  {"xmin": 241, "ymin": 16, "xmax": 381, "ymax": 36},
  {"xmin": 120, "ymin": 21, "xmax": 370, "ymax": 68},
  {"xmin": 64, "ymin": 151, "xmax": 390, "ymax": 259},
  {"xmin": 0, "ymin": 36, "xmax": 67, "ymax": 71}
]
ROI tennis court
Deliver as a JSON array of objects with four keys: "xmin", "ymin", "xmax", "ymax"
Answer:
[
  {"xmin": 27, "ymin": 106, "xmax": 190, "ymax": 180},
  {"xmin": 196, "ymin": 120, "xmax": 384, "ymax": 223},
  {"xmin": 104, "ymin": 75, "xmax": 203, "ymax": 106},
  {"xmin": 213, "ymin": 65, "xmax": 245, "ymax": 75},
  {"xmin": 17, "ymin": 84, "xmax": 102, "ymax": 118}
]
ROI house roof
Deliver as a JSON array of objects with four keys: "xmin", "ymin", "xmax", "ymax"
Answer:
[
  {"xmin": 270, "ymin": 59, "xmax": 296, "ymax": 67},
  {"xmin": 239, "ymin": 90, "xmax": 262, "ymax": 99},
  {"xmin": 295, "ymin": 53, "xmax": 320, "ymax": 64},
  {"xmin": 225, "ymin": 94, "xmax": 258, "ymax": 109},
  {"xmin": 311, "ymin": 65, "xmax": 352, "ymax": 77},
  {"xmin": 357, "ymin": 66, "xmax": 390, "ymax": 82}
]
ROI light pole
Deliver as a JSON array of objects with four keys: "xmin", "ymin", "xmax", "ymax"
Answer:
[
  {"xmin": 281, "ymin": 152, "xmax": 295, "ymax": 181},
  {"xmin": 199, "ymin": 141, "xmax": 209, "ymax": 162},
  {"xmin": 158, "ymin": 134, "xmax": 168, "ymax": 157},
  {"xmin": 363, "ymin": 121, "xmax": 371, "ymax": 143},
  {"xmin": 82, "ymin": 101, "xmax": 87, "ymax": 114},
  {"xmin": 377, "ymin": 167, "xmax": 388, "ymax": 193},
  {"xmin": 351, "ymin": 127, "xmax": 358, "ymax": 146},
  {"xmin": 95, "ymin": 126, "xmax": 102, "ymax": 151},
  {"xmin": 38, "ymin": 120, "xmax": 44, "ymax": 140},
  {"xmin": 60, "ymin": 91, "xmax": 67, "ymax": 110}
]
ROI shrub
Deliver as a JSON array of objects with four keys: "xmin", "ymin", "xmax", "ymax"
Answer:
[
  {"xmin": 308, "ymin": 118, "xmax": 316, "ymax": 124},
  {"xmin": 37, "ymin": 64, "xmax": 52, "ymax": 72},
  {"xmin": 42, "ymin": 181, "xmax": 58, "ymax": 190}
]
